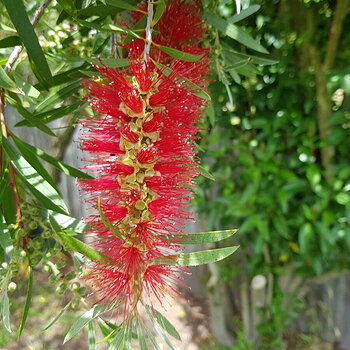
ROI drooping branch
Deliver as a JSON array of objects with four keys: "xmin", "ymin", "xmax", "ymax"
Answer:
[{"xmin": 4, "ymin": 0, "xmax": 52, "ymax": 73}]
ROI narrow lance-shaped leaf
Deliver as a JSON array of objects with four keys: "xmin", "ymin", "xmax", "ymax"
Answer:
[
  {"xmin": 154, "ymin": 246, "xmax": 239, "ymax": 266},
  {"xmin": 11, "ymin": 134, "xmax": 93, "ymax": 180},
  {"xmin": 228, "ymin": 5, "xmax": 261, "ymax": 24},
  {"xmin": 88, "ymin": 321, "xmax": 96, "ymax": 350},
  {"xmin": 2, "ymin": 294, "xmax": 11, "ymax": 333},
  {"xmin": 161, "ymin": 229, "xmax": 238, "ymax": 245},
  {"xmin": 18, "ymin": 265, "xmax": 33, "ymax": 338},
  {"xmin": 6, "ymin": 95, "xmax": 55, "ymax": 136},
  {"xmin": 0, "ymin": 66, "xmax": 22, "ymax": 94},
  {"xmin": 64, "ymin": 305, "xmax": 105, "ymax": 344},
  {"xmin": 2, "ymin": 138, "xmax": 69, "ymax": 215},
  {"xmin": 42, "ymin": 301, "xmax": 72, "ymax": 331},
  {"xmin": 155, "ymin": 44, "xmax": 203, "ymax": 62},
  {"xmin": 3, "ymin": 0, "xmax": 53, "ymax": 87},
  {"xmin": 204, "ymin": 12, "xmax": 268, "ymax": 54},
  {"xmin": 54, "ymin": 230, "xmax": 107, "ymax": 262}
]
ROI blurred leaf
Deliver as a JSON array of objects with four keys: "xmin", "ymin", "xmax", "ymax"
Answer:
[
  {"xmin": 154, "ymin": 246, "xmax": 239, "ymax": 266},
  {"xmin": 6, "ymin": 96, "xmax": 55, "ymax": 136},
  {"xmin": 12, "ymin": 72, "xmax": 40, "ymax": 98},
  {"xmin": 2, "ymin": 294, "xmax": 11, "ymax": 333},
  {"xmin": 64, "ymin": 305, "xmax": 105, "ymax": 344},
  {"xmin": 199, "ymin": 165, "xmax": 215, "ymax": 180},
  {"xmin": 105, "ymin": 0, "xmax": 139, "ymax": 11},
  {"xmin": 55, "ymin": 230, "xmax": 107, "ymax": 262},
  {"xmin": 57, "ymin": 0, "xmax": 76, "ymax": 15},
  {"xmin": 42, "ymin": 301, "xmax": 72, "ymax": 331},
  {"xmin": 3, "ymin": 0, "xmax": 53, "ymax": 87},
  {"xmin": 156, "ymin": 45, "xmax": 203, "ymax": 62},
  {"xmin": 2, "ymin": 138, "xmax": 69, "ymax": 215},
  {"xmin": 299, "ymin": 223, "xmax": 313, "ymax": 254},
  {"xmin": 162, "ymin": 229, "xmax": 237, "ymax": 245},
  {"xmin": 0, "ymin": 66, "xmax": 22, "ymax": 94},
  {"xmin": 0, "ymin": 36, "xmax": 21, "ymax": 48},
  {"xmin": 11, "ymin": 133, "xmax": 59, "ymax": 192},
  {"xmin": 228, "ymin": 5, "xmax": 261, "ymax": 24},
  {"xmin": 89, "ymin": 58, "xmax": 129, "ymax": 68},
  {"xmin": 204, "ymin": 12, "xmax": 268, "ymax": 54},
  {"xmin": 153, "ymin": 0, "xmax": 166, "ymax": 25},
  {"xmin": 205, "ymin": 103, "xmax": 215, "ymax": 126},
  {"xmin": 34, "ymin": 81, "xmax": 81, "ymax": 113},
  {"xmin": 88, "ymin": 321, "xmax": 96, "ymax": 350},
  {"xmin": 18, "ymin": 265, "xmax": 33, "ymax": 338},
  {"xmin": 16, "ymin": 102, "xmax": 81, "ymax": 126},
  {"xmin": 109, "ymin": 328, "xmax": 131, "ymax": 350},
  {"xmin": 152, "ymin": 60, "xmax": 211, "ymax": 100},
  {"xmin": 151, "ymin": 308, "xmax": 181, "ymax": 341},
  {"xmin": 11, "ymin": 134, "xmax": 93, "ymax": 180}
]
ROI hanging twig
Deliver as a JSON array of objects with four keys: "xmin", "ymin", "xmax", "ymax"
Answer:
[
  {"xmin": 142, "ymin": 0, "xmax": 154, "ymax": 68},
  {"xmin": 4, "ymin": 0, "xmax": 52, "ymax": 73}
]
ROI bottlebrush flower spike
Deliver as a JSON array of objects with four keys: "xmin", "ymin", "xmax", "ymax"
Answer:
[{"xmin": 79, "ymin": 0, "xmax": 209, "ymax": 320}]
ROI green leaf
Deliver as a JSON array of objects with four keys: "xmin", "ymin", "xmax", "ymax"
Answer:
[
  {"xmin": 34, "ymin": 82, "xmax": 81, "ymax": 113},
  {"xmin": 64, "ymin": 305, "xmax": 104, "ymax": 344},
  {"xmin": 88, "ymin": 321, "xmax": 96, "ymax": 350},
  {"xmin": 153, "ymin": 246, "xmax": 239, "ymax": 266},
  {"xmin": 18, "ymin": 265, "xmax": 33, "ymax": 338},
  {"xmin": 3, "ymin": 0, "xmax": 53, "ymax": 87},
  {"xmin": 205, "ymin": 103, "xmax": 215, "ymax": 126},
  {"xmin": 42, "ymin": 301, "xmax": 72, "ymax": 331},
  {"xmin": 0, "ymin": 224, "xmax": 12, "ymax": 252},
  {"xmin": 0, "ymin": 36, "xmax": 21, "ymax": 48},
  {"xmin": 11, "ymin": 133, "xmax": 59, "ymax": 192},
  {"xmin": 11, "ymin": 134, "xmax": 93, "ymax": 180},
  {"xmin": 97, "ymin": 198, "xmax": 124, "ymax": 239},
  {"xmin": 153, "ymin": 0, "xmax": 166, "ymax": 25},
  {"xmin": 2, "ymin": 138, "xmax": 69, "ymax": 215},
  {"xmin": 109, "ymin": 327, "xmax": 132, "ymax": 350},
  {"xmin": 228, "ymin": 5, "xmax": 261, "ymax": 24},
  {"xmin": 152, "ymin": 308, "xmax": 181, "ymax": 341},
  {"xmin": 12, "ymin": 71, "xmax": 40, "ymax": 98},
  {"xmin": 2, "ymin": 294, "xmax": 11, "ymax": 333},
  {"xmin": 0, "ymin": 66, "xmax": 22, "ymax": 94},
  {"xmin": 16, "ymin": 102, "xmax": 82, "ymax": 127},
  {"xmin": 145, "ymin": 308, "xmax": 175, "ymax": 350},
  {"xmin": 163, "ymin": 229, "xmax": 238, "ymax": 245},
  {"xmin": 156, "ymin": 45, "xmax": 203, "ymax": 62},
  {"xmin": 199, "ymin": 165, "xmax": 215, "ymax": 181},
  {"xmin": 45, "ymin": 211, "xmax": 88, "ymax": 234},
  {"xmin": 56, "ymin": 0, "xmax": 76, "ymax": 15},
  {"xmin": 55, "ymin": 230, "xmax": 107, "ymax": 262},
  {"xmin": 89, "ymin": 58, "xmax": 129, "ymax": 68},
  {"xmin": 6, "ymin": 96, "xmax": 55, "ymax": 136},
  {"xmin": 152, "ymin": 60, "xmax": 210, "ymax": 101},
  {"xmin": 204, "ymin": 12, "xmax": 268, "ymax": 54},
  {"xmin": 105, "ymin": 0, "xmax": 139, "ymax": 11},
  {"xmin": 101, "ymin": 23, "xmax": 143, "ymax": 40}
]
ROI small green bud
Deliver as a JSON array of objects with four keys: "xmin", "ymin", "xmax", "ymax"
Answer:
[
  {"xmin": 71, "ymin": 297, "xmax": 80, "ymax": 309},
  {"xmin": 20, "ymin": 250, "xmax": 27, "ymax": 257},
  {"xmin": 29, "ymin": 221, "xmax": 38, "ymax": 230},
  {"xmin": 77, "ymin": 287, "xmax": 86, "ymax": 296},
  {"xmin": 55, "ymin": 283, "xmax": 67, "ymax": 295},
  {"xmin": 70, "ymin": 282, "xmax": 80, "ymax": 291},
  {"xmin": 1, "ymin": 262, "xmax": 8, "ymax": 269},
  {"xmin": 42, "ymin": 264, "xmax": 50, "ymax": 273}
]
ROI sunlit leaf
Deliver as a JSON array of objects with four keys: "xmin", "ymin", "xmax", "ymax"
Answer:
[
  {"xmin": 228, "ymin": 5, "xmax": 261, "ymax": 24},
  {"xmin": 64, "ymin": 305, "xmax": 105, "ymax": 344},
  {"xmin": 3, "ymin": 0, "xmax": 53, "ymax": 87},
  {"xmin": 0, "ymin": 36, "xmax": 21, "ymax": 48},
  {"xmin": 204, "ymin": 12, "xmax": 268, "ymax": 54},
  {"xmin": 18, "ymin": 265, "xmax": 33, "ymax": 338},
  {"xmin": 88, "ymin": 321, "xmax": 96, "ymax": 350},
  {"xmin": 2, "ymin": 294, "xmax": 11, "ymax": 333},
  {"xmin": 162, "ymin": 229, "xmax": 238, "ymax": 245},
  {"xmin": 2, "ymin": 138, "xmax": 69, "ymax": 215},
  {"xmin": 0, "ymin": 66, "xmax": 22, "ymax": 94},
  {"xmin": 153, "ymin": 246, "xmax": 239, "ymax": 266},
  {"xmin": 156, "ymin": 45, "xmax": 203, "ymax": 62},
  {"xmin": 42, "ymin": 301, "xmax": 72, "ymax": 331}
]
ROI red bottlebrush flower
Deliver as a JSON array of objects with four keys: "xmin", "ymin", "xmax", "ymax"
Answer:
[{"xmin": 79, "ymin": 0, "xmax": 209, "ymax": 319}]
